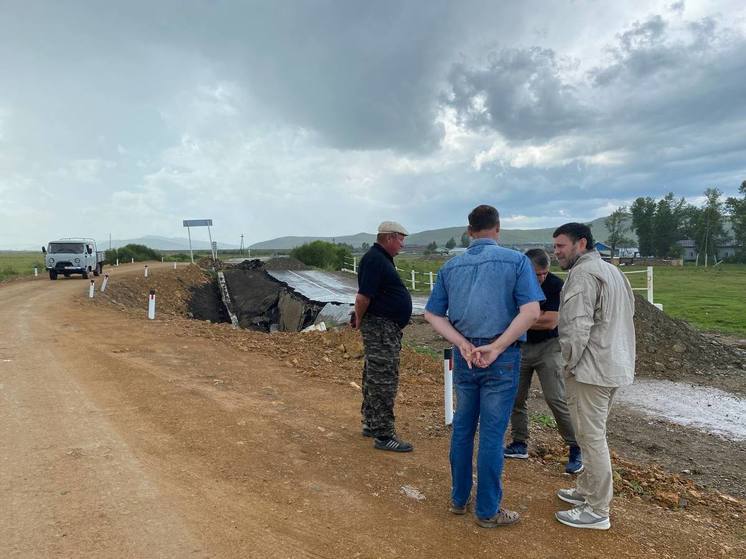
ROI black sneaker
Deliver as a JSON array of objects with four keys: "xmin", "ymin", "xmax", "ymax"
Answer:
[
  {"xmin": 565, "ymin": 445, "xmax": 584, "ymax": 474},
  {"xmin": 374, "ymin": 436, "xmax": 413, "ymax": 453},
  {"xmin": 504, "ymin": 440, "xmax": 528, "ymax": 459}
]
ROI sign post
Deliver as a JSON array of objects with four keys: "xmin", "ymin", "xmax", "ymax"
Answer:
[{"xmin": 182, "ymin": 219, "xmax": 214, "ymax": 263}]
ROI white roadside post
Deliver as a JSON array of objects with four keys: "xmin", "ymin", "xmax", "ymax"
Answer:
[
  {"xmin": 646, "ymin": 266, "xmax": 654, "ymax": 303},
  {"xmin": 410, "ymin": 270, "xmax": 416, "ymax": 290},
  {"xmin": 101, "ymin": 273, "xmax": 109, "ymax": 292},
  {"xmin": 88, "ymin": 279, "xmax": 95, "ymax": 299},
  {"xmin": 353, "ymin": 257, "xmax": 357, "ymax": 274},
  {"xmin": 147, "ymin": 289, "xmax": 156, "ymax": 320},
  {"xmin": 131, "ymin": 258, "xmax": 134, "ymax": 264},
  {"xmin": 34, "ymin": 267, "xmax": 38, "ymax": 277},
  {"xmin": 428, "ymin": 271, "xmax": 434, "ymax": 291},
  {"xmin": 161, "ymin": 256, "xmax": 164, "ymax": 263},
  {"xmin": 443, "ymin": 348, "xmax": 454, "ymax": 425},
  {"xmin": 144, "ymin": 265, "xmax": 148, "ymax": 278},
  {"xmin": 116, "ymin": 258, "xmax": 119, "ymax": 267},
  {"xmin": 173, "ymin": 262, "xmax": 177, "ymax": 270}
]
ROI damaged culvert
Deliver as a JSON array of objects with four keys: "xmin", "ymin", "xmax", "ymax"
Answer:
[{"xmin": 189, "ymin": 259, "xmax": 326, "ymax": 332}]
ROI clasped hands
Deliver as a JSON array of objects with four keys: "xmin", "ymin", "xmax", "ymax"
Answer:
[{"xmin": 457, "ymin": 340, "xmax": 504, "ymax": 369}]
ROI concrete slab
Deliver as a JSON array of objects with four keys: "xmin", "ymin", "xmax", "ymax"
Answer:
[{"xmin": 266, "ymin": 270, "xmax": 428, "ymax": 314}]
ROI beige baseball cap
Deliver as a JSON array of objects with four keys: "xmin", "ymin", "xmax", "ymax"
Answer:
[{"xmin": 377, "ymin": 221, "xmax": 409, "ymax": 236}]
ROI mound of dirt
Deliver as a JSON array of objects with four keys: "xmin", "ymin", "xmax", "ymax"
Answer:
[
  {"xmin": 263, "ymin": 256, "xmax": 308, "ymax": 271},
  {"xmin": 95, "ymin": 264, "xmax": 209, "ymax": 317},
  {"xmin": 232, "ymin": 259, "xmax": 265, "ymax": 271},
  {"xmin": 634, "ymin": 295, "xmax": 746, "ymax": 391}
]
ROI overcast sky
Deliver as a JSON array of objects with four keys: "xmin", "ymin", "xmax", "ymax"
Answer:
[{"xmin": 2, "ymin": 0, "xmax": 745, "ymax": 248}]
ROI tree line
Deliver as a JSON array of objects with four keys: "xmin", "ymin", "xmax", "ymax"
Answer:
[{"xmin": 605, "ymin": 181, "xmax": 746, "ymax": 262}]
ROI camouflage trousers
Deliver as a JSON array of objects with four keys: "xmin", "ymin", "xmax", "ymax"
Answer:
[{"xmin": 360, "ymin": 314, "xmax": 403, "ymax": 439}]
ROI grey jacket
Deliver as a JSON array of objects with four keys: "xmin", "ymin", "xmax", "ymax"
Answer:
[{"xmin": 558, "ymin": 251, "xmax": 636, "ymax": 387}]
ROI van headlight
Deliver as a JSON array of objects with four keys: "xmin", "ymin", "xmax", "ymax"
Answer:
[
  {"xmin": 74, "ymin": 258, "xmax": 80, "ymax": 263},
  {"xmin": 48, "ymin": 258, "xmax": 54, "ymax": 265}
]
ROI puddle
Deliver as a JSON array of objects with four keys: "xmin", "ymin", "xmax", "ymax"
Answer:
[{"xmin": 616, "ymin": 379, "xmax": 746, "ymax": 441}]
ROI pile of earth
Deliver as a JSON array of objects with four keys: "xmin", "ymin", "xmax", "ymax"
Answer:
[
  {"xmin": 263, "ymin": 256, "xmax": 309, "ymax": 271},
  {"xmin": 93, "ymin": 264, "xmax": 209, "ymax": 317},
  {"xmin": 633, "ymin": 294, "xmax": 746, "ymax": 393}
]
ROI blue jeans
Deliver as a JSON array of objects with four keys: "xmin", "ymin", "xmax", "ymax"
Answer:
[{"xmin": 450, "ymin": 342, "xmax": 520, "ymax": 520}]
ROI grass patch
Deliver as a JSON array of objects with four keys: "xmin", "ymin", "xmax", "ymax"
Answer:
[
  {"xmin": 530, "ymin": 411, "xmax": 557, "ymax": 429},
  {"xmin": 0, "ymin": 252, "xmax": 46, "ymax": 281},
  {"xmin": 621, "ymin": 263, "xmax": 746, "ymax": 336},
  {"xmin": 406, "ymin": 344, "xmax": 441, "ymax": 360}
]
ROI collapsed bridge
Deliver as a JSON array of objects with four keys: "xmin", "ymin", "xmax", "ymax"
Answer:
[{"xmin": 190, "ymin": 258, "xmax": 429, "ymax": 333}]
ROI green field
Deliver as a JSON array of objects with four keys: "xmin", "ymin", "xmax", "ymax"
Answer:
[
  {"xmin": 626, "ymin": 264, "xmax": 746, "ymax": 336},
  {"xmin": 0, "ymin": 251, "xmax": 46, "ymax": 281}
]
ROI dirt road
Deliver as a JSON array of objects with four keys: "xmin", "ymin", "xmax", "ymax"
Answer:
[{"xmin": 1, "ymin": 263, "xmax": 742, "ymax": 558}]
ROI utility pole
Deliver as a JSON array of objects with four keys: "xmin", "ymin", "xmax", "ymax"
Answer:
[{"xmin": 240, "ymin": 234, "xmax": 244, "ymax": 255}]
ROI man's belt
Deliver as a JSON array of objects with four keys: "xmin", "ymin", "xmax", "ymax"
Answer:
[{"xmin": 465, "ymin": 334, "xmax": 522, "ymax": 348}]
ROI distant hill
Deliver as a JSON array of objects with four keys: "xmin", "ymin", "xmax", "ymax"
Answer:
[
  {"xmin": 250, "ymin": 216, "xmax": 638, "ymax": 250},
  {"xmin": 97, "ymin": 236, "xmax": 239, "ymax": 251}
]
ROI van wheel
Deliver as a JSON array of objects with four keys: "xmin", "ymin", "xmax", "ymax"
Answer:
[
  {"xmin": 93, "ymin": 264, "xmax": 100, "ymax": 277},
  {"xmin": 49, "ymin": 270, "xmax": 58, "ymax": 280},
  {"xmin": 82, "ymin": 270, "xmax": 89, "ymax": 279}
]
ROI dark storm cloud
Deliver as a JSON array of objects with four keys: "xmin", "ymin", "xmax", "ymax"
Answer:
[
  {"xmin": 448, "ymin": 10, "xmax": 746, "ymax": 205},
  {"xmin": 444, "ymin": 47, "xmax": 592, "ymax": 142}
]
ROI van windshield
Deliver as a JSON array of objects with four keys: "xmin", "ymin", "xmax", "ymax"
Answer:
[{"xmin": 49, "ymin": 243, "xmax": 85, "ymax": 254}]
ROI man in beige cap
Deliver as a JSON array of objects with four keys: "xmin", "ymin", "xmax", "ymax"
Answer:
[{"xmin": 350, "ymin": 221, "xmax": 413, "ymax": 452}]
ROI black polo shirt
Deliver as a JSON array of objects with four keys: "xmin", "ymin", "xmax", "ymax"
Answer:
[
  {"xmin": 526, "ymin": 271, "xmax": 563, "ymax": 344},
  {"xmin": 357, "ymin": 243, "xmax": 412, "ymax": 328}
]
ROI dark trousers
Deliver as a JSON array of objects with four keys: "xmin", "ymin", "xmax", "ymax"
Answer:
[
  {"xmin": 510, "ymin": 337, "xmax": 577, "ymax": 446},
  {"xmin": 360, "ymin": 314, "xmax": 402, "ymax": 438}
]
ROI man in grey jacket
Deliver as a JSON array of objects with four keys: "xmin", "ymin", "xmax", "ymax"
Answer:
[{"xmin": 552, "ymin": 222, "xmax": 635, "ymax": 530}]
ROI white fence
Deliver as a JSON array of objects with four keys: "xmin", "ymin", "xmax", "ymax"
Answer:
[{"xmin": 342, "ymin": 256, "xmax": 657, "ymax": 305}]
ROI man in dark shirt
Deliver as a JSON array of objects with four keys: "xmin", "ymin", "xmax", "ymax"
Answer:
[
  {"xmin": 504, "ymin": 248, "xmax": 583, "ymax": 474},
  {"xmin": 351, "ymin": 221, "xmax": 413, "ymax": 452}
]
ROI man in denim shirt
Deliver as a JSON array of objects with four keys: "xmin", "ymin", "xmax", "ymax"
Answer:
[{"xmin": 424, "ymin": 205, "xmax": 543, "ymax": 528}]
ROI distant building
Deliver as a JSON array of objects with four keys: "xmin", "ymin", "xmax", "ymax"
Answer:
[{"xmin": 676, "ymin": 239, "xmax": 739, "ymax": 261}]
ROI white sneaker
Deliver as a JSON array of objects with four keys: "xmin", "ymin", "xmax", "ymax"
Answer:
[{"xmin": 555, "ymin": 504, "xmax": 610, "ymax": 530}]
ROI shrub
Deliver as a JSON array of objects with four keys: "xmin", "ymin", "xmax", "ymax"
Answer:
[
  {"xmin": 105, "ymin": 244, "xmax": 161, "ymax": 264},
  {"xmin": 290, "ymin": 240, "xmax": 351, "ymax": 270}
]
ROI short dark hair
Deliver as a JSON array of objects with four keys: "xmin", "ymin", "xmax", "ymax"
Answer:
[
  {"xmin": 468, "ymin": 205, "xmax": 500, "ymax": 232},
  {"xmin": 525, "ymin": 248, "xmax": 550, "ymax": 269},
  {"xmin": 552, "ymin": 222, "xmax": 595, "ymax": 249}
]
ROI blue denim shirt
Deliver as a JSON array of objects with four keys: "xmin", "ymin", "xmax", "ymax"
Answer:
[{"xmin": 425, "ymin": 238, "xmax": 545, "ymax": 340}]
